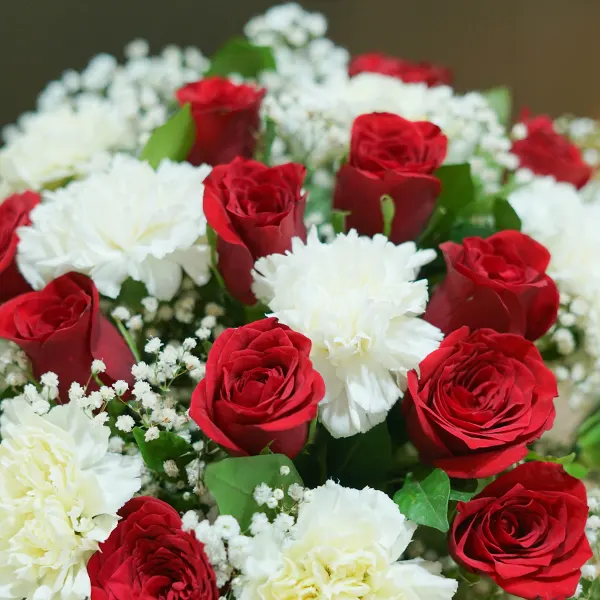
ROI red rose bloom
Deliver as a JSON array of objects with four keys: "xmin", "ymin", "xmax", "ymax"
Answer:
[
  {"xmin": 0, "ymin": 191, "xmax": 40, "ymax": 302},
  {"xmin": 333, "ymin": 112, "xmax": 447, "ymax": 244},
  {"xmin": 190, "ymin": 318, "xmax": 325, "ymax": 459},
  {"xmin": 425, "ymin": 230, "xmax": 559, "ymax": 341},
  {"xmin": 512, "ymin": 112, "xmax": 592, "ymax": 189},
  {"xmin": 403, "ymin": 327, "xmax": 557, "ymax": 478},
  {"xmin": 88, "ymin": 497, "xmax": 219, "ymax": 600},
  {"xmin": 348, "ymin": 52, "xmax": 453, "ymax": 87},
  {"xmin": 0, "ymin": 272, "xmax": 134, "ymax": 399},
  {"xmin": 203, "ymin": 157, "xmax": 307, "ymax": 304},
  {"xmin": 176, "ymin": 76, "xmax": 265, "ymax": 166},
  {"xmin": 450, "ymin": 462, "xmax": 592, "ymax": 600}
]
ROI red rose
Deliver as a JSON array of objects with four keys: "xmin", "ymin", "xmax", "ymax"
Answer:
[
  {"xmin": 425, "ymin": 230, "xmax": 559, "ymax": 341},
  {"xmin": 176, "ymin": 76, "xmax": 265, "ymax": 166},
  {"xmin": 449, "ymin": 462, "xmax": 592, "ymax": 599},
  {"xmin": 203, "ymin": 157, "xmax": 307, "ymax": 304},
  {"xmin": 0, "ymin": 272, "xmax": 134, "ymax": 399},
  {"xmin": 512, "ymin": 111, "xmax": 592, "ymax": 189},
  {"xmin": 348, "ymin": 52, "xmax": 453, "ymax": 87},
  {"xmin": 190, "ymin": 318, "xmax": 325, "ymax": 458},
  {"xmin": 403, "ymin": 327, "xmax": 557, "ymax": 478},
  {"xmin": 88, "ymin": 496, "xmax": 219, "ymax": 600},
  {"xmin": 333, "ymin": 112, "xmax": 447, "ymax": 243},
  {"xmin": 0, "ymin": 191, "xmax": 40, "ymax": 302}
]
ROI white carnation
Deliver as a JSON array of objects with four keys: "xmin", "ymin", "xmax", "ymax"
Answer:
[
  {"xmin": 237, "ymin": 481, "xmax": 457, "ymax": 600},
  {"xmin": 0, "ymin": 399, "xmax": 141, "ymax": 600},
  {"xmin": 252, "ymin": 229, "xmax": 442, "ymax": 438},
  {"xmin": 0, "ymin": 99, "xmax": 136, "ymax": 197},
  {"xmin": 17, "ymin": 154, "xmax": 213, "ymax": 300}
]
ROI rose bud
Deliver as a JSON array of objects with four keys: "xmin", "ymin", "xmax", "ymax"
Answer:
[
  {"xmin": 0, "ymin": 272, "xmax": 134, "ymax": 399},
  {"xmin": 203, "ymin": 157, "xmax": 307, "ymax": 304},
  {"xmin": 425, "ymin": 230, "xmax": 559, "ymax": 341},
  {"xmin": 176, "ymin": 76, "xmax": 265, "ymax": 167},
  {"xmin": 333, "ymin": 112, "xmax": 447, "ymax": 244}
]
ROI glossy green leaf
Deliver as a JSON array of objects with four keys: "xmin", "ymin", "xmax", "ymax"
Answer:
[
  {"xmin": 133, "ymin": 428, "xmax": 196, "ymax": 475},
  {"xmin": 205, "ymin": 454, "xmax": 303, "ymax": 531},
  {"xmin": 493, "ymin": 197, "xmax": 521, "ymax": 231},
  {"xmin": 394, "ymin": 468, "xmax": 451, "ymax": 532},
  {"xmin": 207, "ymin": 37, "xmax": 276, "ymax": 78},
  {"xmin": 139, "ymin": 104, "xmax": 195, "ymax": 168},
  {"xmin": 326, "ymin": 422, "xmax": 393, "ymax": 489}
]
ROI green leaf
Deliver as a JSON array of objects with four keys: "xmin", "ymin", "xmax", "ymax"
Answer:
[
  {"xmin": 524, "ymin": 450, "xmax": 576, "ymax": 464},
  {"xmin": 564, "ymin": 462, "xmax": 589, "ymax": 479},
  {"xmin": 205, "ymin": 454, "xmax": 303, "ymax": 531},
  {"xmin": 132, "ymin": 428, "xmax": 196, "ymax": 475},
  {"xmin": 326, "ymin": 422, "xmax": 393, "ymax": 489},
  {"xmin": 380, "ymin": 195, "xmax": 396, "ymax": 238},
  {"xmin": 394, "ymin": 468, "xmax": 451, "ymax": 532},
  {"xmin": 207, "ymin": 37, "xmax": 276, "ymax": 78},
  {"xmin": 493, "ymin": 197, "xmax": 521, "ymax": 231},
  {"xmin": 483, "ymin": 86, "xmax": 512, "ymax": 126},
  {"xmin": 139, "ymin": 104, "xmax": 195, "ymax": 168},
  {"xmin": 331, "ymin": 209, "xmax": 350, "ymax": 235},
  {"xmin": 115, "ymin": 278, "xmax": 148, "ymax": 310},
  {"xmin": 448, "ymin": 223, "xmax": 496, "ymax": 243},
  {"xmin": 579, "ymin": 422, "xmax": 600, "ymax": 449},
  {"xmin": 419, "ymin": 164, "xmax": 475, "ymax": 247}
]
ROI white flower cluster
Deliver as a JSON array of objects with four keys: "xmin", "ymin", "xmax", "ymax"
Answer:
[
  {"xmin": 235, "ymin": 481, "xmax": 458, "ymax": 600},
  {"xmin": 263, "ymin": 67, "xmax": 514, "ymax": 193},
  {"xmin": 0, "ymin": 99, "xmax": 137, "ymax": 199},
  {"xmin": 0, "ymin": 399, "xmax": 141, "ymax": 600},
  {"xmin": 17, "ymin": 155, "xmax": 213, "ymax": 300},
  {"xmin": 0, "ymin": 340, "xmax": 29, "ymax": 390},
  {"xmin": 33, "ymin": 40, "xmax": 208, "ymax": 147},
  {"xmin": 253, "ymin": 229, "xmax": 442, "ymax": 438},
  {"xmin": 0, "ymin": 40, "xmax": 208, "ymax": 201},
  {"xmin": 510, "ymin": 176, "xmax": 600, "ymax": 418}
]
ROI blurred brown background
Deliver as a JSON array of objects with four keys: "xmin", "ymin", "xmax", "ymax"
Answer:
[{"xmin": 1, "ymin": 0, "xmax": 599, "ymax": 128}]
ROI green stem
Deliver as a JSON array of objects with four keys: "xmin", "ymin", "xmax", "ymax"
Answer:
[{"xmin": 115, "ymin": 320, "xmax": 141, "ymax": 363}]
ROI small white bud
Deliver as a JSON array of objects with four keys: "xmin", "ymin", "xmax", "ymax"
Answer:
[
  {"xmin": 144, "ymin": 426, "xmax": 160, "ymax": 441},
  {"xmin": 126, "ymin": 315, "xmax": 144, "ymax": 331},
  {"xmin": 266, "ymin": 497, "xmax": 278, "ymax": 509},
  {"xmin": 273, "ymin": 488, "xmax": 284, "ymax": 501},
  {"xmin": 40, "ymin": 372, "xmax": 59, "ymax": 387},
  {"xmin": 142, "ymin": 296, "xmax": 159, "ymax": 314},
  {"xmin": 279, "ymin": 465, "xmax": 291, "ymax": 476},
  {"xmin": 183, "ymin": 338, "xmax": 197, "ymax": 350},
  {"xmin": 113, "ymin": 380, "xmax": 129, "ymax": 395},
  {"xmin": 111, "ymin": 306, "xmax": 131, "ymax": 321},
  {"xmin": 99, "ymin": 386, "xmax": 116, "ymax": 401},
  {"xmin": 201, "ymin": 315, "xmax": 217, "ymax": 329},
  {"xmin": 163, "ymin": 460, "xmax": 180, "ymax": 478},
  {"xmin": 94, "ymin": 412, "xmax": 110, "ymax": 426},
  {"xmin": 145, "ymin": 337, "xmax": 162, "ymax": 354},
  {"xmin": 91, "ymin": 359, "xmax": 106, "ymax": 374},
  {"xmin": 116, "ymin": 415, "xmax": 136, "ymax": 433}
]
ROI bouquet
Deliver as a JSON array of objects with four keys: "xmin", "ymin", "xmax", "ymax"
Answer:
[{"xmin": 1, "ymin": 4, "xmax": 600, "ymax": 599}]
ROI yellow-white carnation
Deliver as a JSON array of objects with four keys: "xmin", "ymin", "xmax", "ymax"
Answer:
[
  {"xmin": 237, "ymin": 481, "xmax": 458, "ymax": 600},
  {"xmin": 0, "ymin": 400, "xmax": 141, "ymax": 600}
]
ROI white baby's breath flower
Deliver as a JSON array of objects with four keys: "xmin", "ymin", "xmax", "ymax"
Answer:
[
  {"xmin": 91, "ymin": 359, "xmax": 106, "ymax": 374},
  {"xmin": 112, "ymin": 380, "xmax": 128, "ymax": 396},
  {"xmin": 0, "ymin": 400, "xmax": 141, "ymax": 600},
  {"xmin": 144, "ymin": 426, "xmax": 160, "ymax": 442},
  {"xmin": 17, "ymin": 154, "xmax": 213, "ymax": 300},
  {"xmin": 253, "ymin": 229, "xmax": 442, "ymax": 438},
  {"xmin": 0, "ymin": 99, "xmax": 136, "ymax": 196},
  {"xmin": 237, "ymin": 481, "xmax": 457, "ymax": 600},
  {"xmin": 115, "ymin": 415, "xmax": 135, "ymax": 433}
]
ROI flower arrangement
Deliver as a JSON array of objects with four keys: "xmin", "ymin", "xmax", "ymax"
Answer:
[{"xmin": 2, "ymin": 3, "xmax": 600, "ymax": 600}]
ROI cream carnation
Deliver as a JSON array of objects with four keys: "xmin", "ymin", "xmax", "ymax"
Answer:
[
  {"xmin": 0, "ymin": 400, "xmax": 141, "ymax": 600},
  {"xmin": 237, "ymin": 481, "xmax": 457, "ymax": 600},
  {"xmin": 0, "ymin": 99, "xmax": 136, "ymax": 198},
  {"xmin": 252, "ymin": 229, "xmax": 442, "ymax": 438},
  {"xmin": 17, "ymin": 154, "xmax": 213, "ymax": 300}
]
